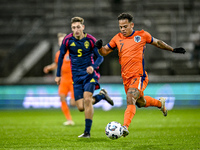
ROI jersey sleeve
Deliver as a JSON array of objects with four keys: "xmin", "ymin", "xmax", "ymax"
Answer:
[
  {"xmin": 107, "ymin": 35, "xmax": 118, "ymax": 50},
  {"xmin": 56, "ymin": 38, "xmax": 68, "ymax": 77},
  {"xmin": 144, "ymin": 31, "xmax": 153, "ymax": 44},
  {"xmin": 87, "ymin": 34, "xmax": 104, "ymax": 70},
  {"xmin": 92, "ymin": 47, "xmax": 104, "ymax": 70}
]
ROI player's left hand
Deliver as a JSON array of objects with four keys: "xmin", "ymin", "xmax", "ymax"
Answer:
[
  {"xmin": 55, "ymin": 77, "xmax": 61, "ymax": 85},
  {"xmin": 86, "ymin": 66, "xmax": 94, "ymax": 74},
  {"xmin": 172, "ymin": 47, "xmax": 186, "ymax": 54}
]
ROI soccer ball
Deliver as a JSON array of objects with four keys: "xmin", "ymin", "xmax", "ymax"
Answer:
[{"xmin": 105, "ymin": 121, "xmax": 123, "ymax": 140}]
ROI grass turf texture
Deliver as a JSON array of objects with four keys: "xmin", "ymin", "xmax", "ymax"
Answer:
[{"xmin": 0, "ymin": 108, "xmax": 200, "ymax": 150}]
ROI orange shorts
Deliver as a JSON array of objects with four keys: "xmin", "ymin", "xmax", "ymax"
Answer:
[
  {"xmin": 123, "ymin": 73, "xmax": 149, "ymax": 98},
  {"xmin": 59, "ymin": 77, "xmax": 74, "ymax": 99}
]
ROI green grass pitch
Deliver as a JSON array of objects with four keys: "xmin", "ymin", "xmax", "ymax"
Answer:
[{"xmin": 0, "ymin": 108, "xmax": 200, "ymax": 150}]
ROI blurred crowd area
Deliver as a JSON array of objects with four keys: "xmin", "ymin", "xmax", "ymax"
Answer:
[{"xmin": 0, "ymin": 0, "xmax": 200, "ymax": 84}]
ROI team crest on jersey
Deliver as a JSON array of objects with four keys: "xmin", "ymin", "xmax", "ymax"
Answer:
[
  {"xmin": 134, "ymin": 36, "xmax": 141, "ymax": 43},
  {"xmin": 84, "ymin": 41, "xmax": 90, "ymax": 49}
]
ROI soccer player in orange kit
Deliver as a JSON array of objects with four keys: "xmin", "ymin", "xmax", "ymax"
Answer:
[
  {"xmin": 95, "ymin": 13, "xmax": 186, "ymax": 137},
  {"xmin": 43, "ymin": 33, "xmax": 75, "ymax": 126}
]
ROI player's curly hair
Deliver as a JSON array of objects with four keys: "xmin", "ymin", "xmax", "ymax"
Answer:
[
  {"xmin": 71, "ymin": 17, "xmax": 84, "ymax": 24},
  {"xmin": 118, "ymin": 13, "xmax": 133, "ymax": 22}
]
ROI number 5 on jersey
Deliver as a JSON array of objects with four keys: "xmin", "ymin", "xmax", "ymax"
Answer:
[{"xmin": 78, "ymin": 49, "xmax": 82, "ymax": 57}]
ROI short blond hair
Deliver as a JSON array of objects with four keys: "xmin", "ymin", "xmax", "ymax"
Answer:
[
  {"xmin": 71, "ymin": 17, "xmax": 84, "ymax": 24},
  {"xmin": 57, "ymin": 32, "xmax": 66, "ymax": 38}
]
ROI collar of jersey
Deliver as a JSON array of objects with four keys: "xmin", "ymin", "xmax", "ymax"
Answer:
[
  {"xmin": 128, "ymin": 30, "xmax": 135, "ymax": 37},
  {"xmin": 72, "ymin": 32, "xmax": 87, "ymax": 40}
]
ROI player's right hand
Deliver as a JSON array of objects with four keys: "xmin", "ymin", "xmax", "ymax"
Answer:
[
  {"xmin": 55, "ymin": 77, "xmax": 61, "ymax": 85},
  {"xmin": 95, "ymin": 39, "xmax": 103, "ymax": 49},
  {"xmin": 86, "ymin": 66, "xmax": 94, "ymax": 74},
  {"xmin": 172, "ymin": 47, "xmax": 186, "ymax": 54}
]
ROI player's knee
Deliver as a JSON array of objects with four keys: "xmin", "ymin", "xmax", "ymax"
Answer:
[
  {"xmin": 136, "ymin": 101, "xmax": 145, "ymax": 108},
  {"xmin": 126, "ymin": 88, "xmax": 140, "ymax": 105},
  {"xmin": 59, "ymin": 95, "xmax": 66, "ymax": 102},
  {"xmin": 84, "ymin": 97, "xmax": 92, "ymax": 107},
  {"xmin": 136, "ymin": 97, "xmax": 146, "ymax": 108},
  {"xmin": 127, "ymin": 95, "xmax": 136, "ymax": 105},
  {"xmin": 127, "ymin": 88, "xmax": 140, "ymax": 98}
]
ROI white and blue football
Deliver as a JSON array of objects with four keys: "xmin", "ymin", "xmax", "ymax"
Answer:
[{"xmin": 105, "ymin": 121, "xmax": 123, "ymax": 140}]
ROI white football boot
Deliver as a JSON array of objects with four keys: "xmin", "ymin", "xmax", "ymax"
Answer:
[
  {"xmin": 122, "ymin": 126, "xmax": 129, "ymax": 137},
  {"xmin": 63, "ymin": 120, "xmax": 75, "ymax": 126},
  {"xmin": 159, "ymin": 97, "xmax": 168, "ymax": 117}
]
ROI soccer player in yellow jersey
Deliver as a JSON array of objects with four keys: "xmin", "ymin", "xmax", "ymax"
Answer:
[{"xmin": 95, "ymin": 13, "xmax": 186, "ymax": 137}]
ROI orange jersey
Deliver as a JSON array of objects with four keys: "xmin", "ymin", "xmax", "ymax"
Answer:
[
  {"xmin": 108, "ymin": 30, "xmax": 153, "ymax": 79},
  {"xmin": 55, "ymin": 51, "xmax": 72, "ymax": 76},
  {"xmin": 55, "ymin": 51, "xmax": 74, "ymax": 97}
]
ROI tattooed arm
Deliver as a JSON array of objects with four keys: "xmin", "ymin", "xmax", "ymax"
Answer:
[
  {"xmin": 151, "ymin": 37, "xmax": 186, "ymax": 54},
  {"xmin": 151, "ymin": 37, "xmax": 174, "ymax": 51}
]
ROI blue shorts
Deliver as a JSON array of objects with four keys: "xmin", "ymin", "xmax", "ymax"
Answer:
[{"xmin": 73, "ymin": 75, "xmax": 100, "ymax": 101}]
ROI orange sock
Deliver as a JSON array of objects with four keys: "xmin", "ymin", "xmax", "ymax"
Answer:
[
  {"xmin": 123, "ymin": 105, "xmax": 136, "ymax": 129},
  {"xmin": 61, "ymin": 101, "xmax": 72, "ymax": 121},
  {"xmin": 144, "ymin": 96, "xmax": 162, "ymax": 108}
]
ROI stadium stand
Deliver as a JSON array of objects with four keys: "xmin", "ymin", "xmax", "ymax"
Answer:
[{"xmin": 0, "ymin": 0, "xmax": 199, "ymax": 83}]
